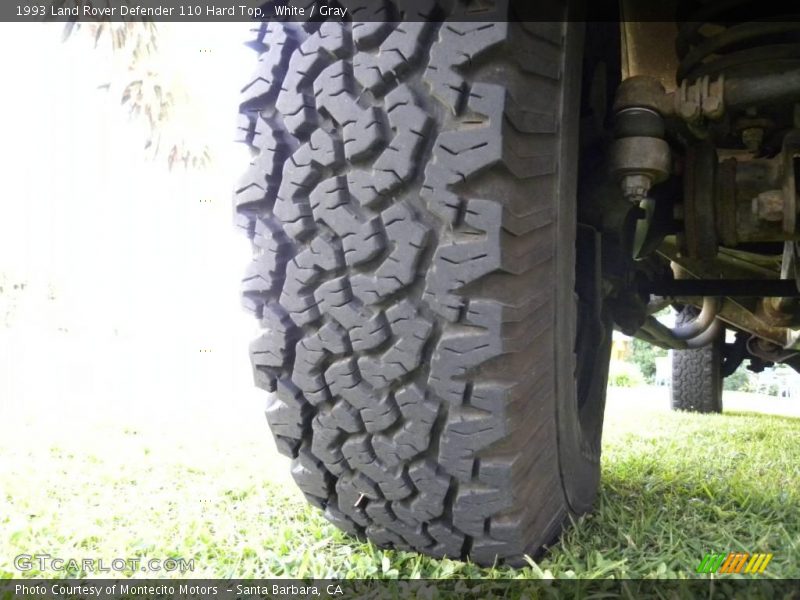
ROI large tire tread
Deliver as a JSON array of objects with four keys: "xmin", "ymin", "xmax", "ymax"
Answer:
[
  {"xmin": 671, "ymin": 309, "xmax": 723, "ymax": 414},
  {"xmin": 235, "ymin": 7, "xmax": 578, "ymax": 565}
]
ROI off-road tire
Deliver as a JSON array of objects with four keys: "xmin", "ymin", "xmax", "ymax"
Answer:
[
  {"xmin": 671, "ymin": 308, "xmax": 723, "ymax": 413},
  {"xmin": 234, "ymin": 5, "xmax": 612, "ymax": 565}
]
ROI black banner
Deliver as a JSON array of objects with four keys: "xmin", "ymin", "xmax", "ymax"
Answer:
[
  {"xmin": 1, "ymin": 579, "xmax": 799, "ymax": 600},
  {"xmin": 1, "ymin": 0, "xmax": 779, "ymax": 24}
]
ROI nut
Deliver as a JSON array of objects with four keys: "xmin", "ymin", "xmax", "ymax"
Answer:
[
  {"xmin": 620, "ymin": 174, "xmax": 652, "ymax": 202},
  {"xmin": 752, "ymin": 189, "xmax": 785, "ymax": 222},
  {"xmin": 610, "ymin": 136, "xmax": 671, "ymax": 202},
  {"xmin": 742, "ymin": 127, "xmax": 764, "ymax": 153}
]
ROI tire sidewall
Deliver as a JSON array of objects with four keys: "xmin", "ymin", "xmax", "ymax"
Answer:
[{"xmin": 554, "ymin": 22, "xmax": 613, "ymax": 515}]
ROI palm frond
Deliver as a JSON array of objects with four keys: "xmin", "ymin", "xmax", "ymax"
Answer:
[{"xmin": 55, "ymin": 2, "xmax": 211, "ymax": 170}]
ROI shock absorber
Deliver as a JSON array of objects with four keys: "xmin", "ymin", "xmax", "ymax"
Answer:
[
  {"xmin": 608, "ymin": 77, "xmax": 676, "ymax": 262},
  {"xmin": 610, "ymin": 78, "xmax": 671, "ymax": 204}
]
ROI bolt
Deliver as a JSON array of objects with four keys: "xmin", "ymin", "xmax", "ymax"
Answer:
[
  {"xmin": 752, "ymin": 189, "xmax": 785, "ymax": 222},
  {"xmin": 620, "ymin": 173, "xmax": 652, "ymax": 203},
  {"xmin": 742, "ymin": 127, "xmax": 764, "ymax": 153}
]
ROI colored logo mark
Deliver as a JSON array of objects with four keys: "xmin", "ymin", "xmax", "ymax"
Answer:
[{"xmin": 696, "ymin": 552, "xmax": 773, "ymax": 574}]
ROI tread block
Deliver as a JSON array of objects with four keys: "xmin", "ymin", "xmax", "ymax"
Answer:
[
  {"xmin": 334, "ymin": 472, "xmax": 375, "ymax": 527},
  {"xmin": 345, "ymin": 1, "xmax": 395, "ymax": 49},
  {"xmin": 427, "ymin": 521, "xmax": 466, "ymax": 559},
  {"xmin": 372, "ymin": 384, "xmax": 438, "ymax": 466},
  {"xmin": 250, "ymin": 303, "xmax": 297, "ymax": 371},
  {"xmin": 423, "ymin": 200, "xmax": 503, "ymax": 321},
  {"xmin": 240, "ymin": 24, "xmax": 299, "ymax": 109},
  {"xmin": 293, "ymin": 321, "xmax": 350, "ymax": 405},
  {"xmin": 358, "ymin": 301, "xmax": 433, "ymax": 388},
  {"xmin": 354, "ymin": 21, "xmax": 435, "ymax": 95},
  {"xmin": 315, "ymin": 277, "xmax": 390, "ymax": 352},
  {"xmin": 404, "ymin": 458, "xmax": 450, "ymax": 520},
  {"xmin": 311, "ymin": 415, "xmax": 348, "ymax": 476},
  {"xmin": 351, "ymin": 203, "xmax": 430, "ymax": 304},
  {"xmin": 264, "ymin": 378, "xmax": 313, "ymax": 456},
  {"xmin": 275, "ymin": 129, "xmax": 344, "ymax": 240},
  {"xmin": 276, "ymin": 22, "xmax": 349, "ymax": 137},
  {"xmin": 309, "ymin": 176, "xmax": 387, "ymax": 267},
  {"xmin": 291, "ymin": 442, "xmax": 333, "ymax": 501},
  {"xmin": 325, "ymin": 358, "xmax": 399, "ymax": 433},
  {"xmin": 280, "ymin": 236, "xmax": 344, "ymax": 326},
  {"xmin": 241, "ymin": 218, "xmax": 291, "ymax": 310},
  {"xmin": 424, "ymin": 22, "xmax": 508, "ymax": 112}
]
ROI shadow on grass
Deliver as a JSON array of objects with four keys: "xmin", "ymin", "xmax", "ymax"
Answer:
[{"xmin": 545, "ymin": 411, "xmax": 799, "ymax": 578}]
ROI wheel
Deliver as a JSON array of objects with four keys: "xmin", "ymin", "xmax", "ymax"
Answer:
[
  {"xmin": 671, "ymin": 307, "xmax": 723, "ymax": 413},
  {"xmin": 234, "ymin": 7, "xmax": 613, "ymax": 566}
]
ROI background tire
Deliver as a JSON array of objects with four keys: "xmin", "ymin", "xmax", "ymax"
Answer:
[
  {"xmin": 671, "ymin": 307, "xmax": 723, "ymax": 413},
  {"xmin": 235, "ymin": 6, "xmax": 612, "ymax": 565}
]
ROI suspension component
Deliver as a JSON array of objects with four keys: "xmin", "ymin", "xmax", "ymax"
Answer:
[
  {"xmin": 670, "ymin": 297, "xmax": 721, "ymax": 340},
  {"xmin": 615, "ymin": 7, "xmax": 800, "ymax": 356},
  {"xmin": 613, "ymin": 75, "xmax": 725, "ymax": 129},
  {"xmin": 613, "ymin": 75, "xmax": 800, "ymax": 253},
  {"xmin": 611, "ymin": 81, "xmax": 671, "ymax": 203},
  {"xmin": 676, "ymin": 19, "xmax": 800, "ymax": 82},
  {"xmin": 637, "ymin": 313, "xmax": 723, "ymax": 350}
]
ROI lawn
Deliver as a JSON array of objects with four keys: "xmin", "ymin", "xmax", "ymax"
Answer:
[{"xmin": 1, "ymin": 386, "xmax": 798, "ymax": 581}]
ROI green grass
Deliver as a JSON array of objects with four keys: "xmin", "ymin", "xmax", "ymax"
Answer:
[{"xmin": 1, "ymin": 390, "xmax": 798, "ymax": 580}]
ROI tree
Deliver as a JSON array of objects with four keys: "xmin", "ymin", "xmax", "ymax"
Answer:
[
  {"xmin": 630, "ymin": 337, "xmax": 667, "ymax": 384},
  {"xmin": 55, "ymin": 3, "xmax": 210, "ymax": 169}
]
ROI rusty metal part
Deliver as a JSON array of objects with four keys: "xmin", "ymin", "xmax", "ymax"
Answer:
[
  {"xmin": 757, "ymin": 242, "xmax": 800, "ymax": 327},
  {"xmin": 651, "ymin": 246, "xmax": 800, "ymax": 349},
  {"xmin": 611, "ymin": 97, "xmax": 671, "ymax": 205},
  {"xmin": 732, "ymin": 158, "xmax": 790, "ymax": 243},
  {"xmin": 760, "ymin": 295, "xmax": 797, "ymax": 327},
  {"xmin": 717, "ymin": 158, "xmax": 738, "ymax": 246},
  {"xmin": 781, "ymin": 131, "xmax": 800, "ymax": 235},
  {"xmin": 614, "ymin": 107, "xmax": 664, "ymax": 138},
  {"xmin": 682, "ymin": 143, "xmax": 718, "ymax": 259},
  {"xmin": 752, "ymin": 190, "xmax": 785, "ymax": 222},
  {"xmin": 677, "ymin": 21, "xmax": 800, "ymax": 81},
  {"xmin": 610, "ymin": 136, "xmax": 671, "ymax": 202},
  {"xmin": 615, "ymin": 69, "xmax": 800, "ymax": 133},
  {"xmin": 741, "ymin": 127, "xmax": 764, "ymax": 153},
  {"xmin": 613, "ymin": 76, "xmax": 674, "ymax": 115},
  {"xmin": 725, "ymin": 70, "xmax": 800, "ymax": 110},
  {"xmin": 780, "ymin": 241, "xmax": 800, "ymax": 288},
  {"xmin": 735, "ymin": 113, "xmax": 772, "ymax": 154},
  {"xmin": 730, "ymin": 301, "xmax": 800, "ymax": 348},
  {"xmin": 719, "ymin": 299, "xmax": 799, "ymax": 348},
  {"xmin": 733, "ymin": 115, "xmax": 773, "ymax": 135},
  {"xmin": 747, "ymin": 337, "xmax": 799, "ymax": 363},
  {"xmin": 614, "ymin": 74, "xmax": 725, "ymax": 124},
  {"xmin": 677, "ymin": 132, "xmax": 800, "ymax": 247},
  {"xmin": 659, "ymin": 237, "xmax": 781, "ymax": 280},
  {"xmin": 674, "ymin": 75, "xmax": 725, "ymax": 124},
  {"xmin": 662, "ymin": 296, "xmax": 800, "ymax": 350}
]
